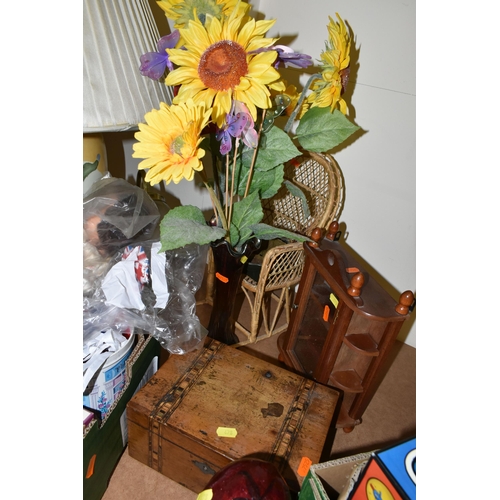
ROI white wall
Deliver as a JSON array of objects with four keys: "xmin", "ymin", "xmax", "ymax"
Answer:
[{"xmin": 118, "ymin": 0, "xmax": 416, "ymax": 347}]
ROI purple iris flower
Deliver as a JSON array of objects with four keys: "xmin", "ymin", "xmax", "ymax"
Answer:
[
  {"xmin": 139, "ymin": 30, "xmax": 180, "ymax": 80},
  {"xmin": 215, "ymin": 101, "xmax": 259, "ymax": 155},
  {"xmin": 250, "ymin": 45, "xmax": 313, "ymax": 69}
]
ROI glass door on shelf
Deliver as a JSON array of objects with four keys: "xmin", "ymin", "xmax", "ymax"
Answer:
[{"xmin": 294, "ymin": 270, "xmax": 336, "ymax": 377}]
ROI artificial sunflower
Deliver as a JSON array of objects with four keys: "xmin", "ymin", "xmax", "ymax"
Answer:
[
  {"xmin": 306, "ymin": 13, "xmax": 351, "ymax": 114},
  {"xmin": 132, "ymin": 99, "xmax": 212, "ymax": 185},
  {"xmin": 156, "ymin": 0, "xmax": 250, "ymax": 30},
  {"xmin": 165, "ymin": 10, "xmax": 286, "ymax": 128}
]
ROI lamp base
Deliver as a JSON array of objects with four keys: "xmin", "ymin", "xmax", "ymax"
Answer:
[
  {"xmin": 83, "ymin": 133, "xmax": 108, "ymax": 173},
  {"xmin": 83, "ymin": 133, "xmax": 108, "ymax": 196}
]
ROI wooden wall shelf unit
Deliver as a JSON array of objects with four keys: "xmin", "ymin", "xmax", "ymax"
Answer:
[{"xmin": 277, "ymin": 222, "xmax": 415, "ymax": 433}]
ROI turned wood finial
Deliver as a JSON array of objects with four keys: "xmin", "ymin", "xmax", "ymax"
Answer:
[
  {"xmin": 308, "ymin": 227, "xmax": 322, "ymax": 248},
  {"xmin": 395, "ymin": 290, "xmax": 415, "ymax": 315},
  {"xmin": 326, "ymin": 221, "xmax": 339, "ymax": 240},
  {"xmin": 347, "ymin": 272, "xmax": 364, "ymax": 297}
]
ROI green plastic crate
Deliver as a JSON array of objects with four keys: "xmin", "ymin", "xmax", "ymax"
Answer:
[{"xmin": 83, "ymin": 335, "xmax": 161, "ymax": 500}]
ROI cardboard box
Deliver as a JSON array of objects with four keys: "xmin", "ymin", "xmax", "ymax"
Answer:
[
  {"xmin": 83, "ymin": 334, "xmax": 161, "ymax": 500},
  {"xmin": 299, "ymin": 452, "xmax": 373, "ymax": 500},
  {"xmin": 127, "ymin": 338, "xmax": 341, "ymax": 494}
]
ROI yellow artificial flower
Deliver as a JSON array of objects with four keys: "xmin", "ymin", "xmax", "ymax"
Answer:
[
  {"xmin": 307, "ymin": 13, "xmax": 351, "ymax": 114},
  {"xmin": 132, "ymin": 99, "xmax": 211, "ymax": 185},
  {"xmin": 165, "ymin": 10, "xmax": 286, "ymax": 127},
  {"xmin": 157, "ymin": 0, "xmax": 250, "ymax": 29}
]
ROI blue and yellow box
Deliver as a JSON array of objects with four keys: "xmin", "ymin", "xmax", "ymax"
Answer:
[{"xmin": 348, "ymin": 438, "xmax": 416, "ymax": 500}]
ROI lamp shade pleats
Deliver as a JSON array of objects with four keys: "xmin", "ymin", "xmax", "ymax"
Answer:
[{"xmin": 83, "ymin": 0, "xmax": 174, "ymax": 133}]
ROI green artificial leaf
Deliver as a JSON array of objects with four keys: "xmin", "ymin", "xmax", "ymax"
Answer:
[
  {"xmin": 229, "ymin": 224, "xmax": 241, "ymax": 249},
  {"xmin": 83, "ymin": 157, "xmax": 100, "ymax": 181},
  {"xmin": 296, "ymin": 107, "xmax": 360, "ymax": 152},
  {"xmin": 230, "ymin": 223, "xmax": 253, "ymax": 251},
  {"xmin": 283, "ymin": 180, "xmax": 310, "ymax": 219},
  {"xmin": 159, "ymin": 205, "xmax": 226, "ymax": 252},
  {"xmin": 241, "ymin": 125, "xmax": 300, "ymax": 171},
  {"xmin": 229, "ymin": 191, "xmax": 263, "ymax": 247},
  {"xmin": 259, "ymin": 165, "xmax": 285, "ymax": 199},
  {"xmin": 235, "ymin": 163, "xmax": 285, "ymax": 199},
  {"xmin": 249, "ymin": 223, "xmax": 312, "ymax": 243}
]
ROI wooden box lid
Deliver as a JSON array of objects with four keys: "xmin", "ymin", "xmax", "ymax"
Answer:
[{"xmin": 127, "ymin": 339, "xmax": 340, "ymax": 492}]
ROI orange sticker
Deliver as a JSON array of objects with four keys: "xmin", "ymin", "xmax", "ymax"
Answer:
[
  {"xmin": 323, "ymin": 305, "xmax": 330, "ymax": 322},
  {"xmin": 86, "ymin": 454, "xmax": 96, "ymax": 479},
  {"xmin": 297, "ymin": 456, "xmax": 312, "ymax": 477},
  {"xmin": 215, "ymin": 272, "xmax": 229, "ymax": 283},
  {"xmin": 346, "ymin": 267, "xmax": 359, "ymax": 273}
]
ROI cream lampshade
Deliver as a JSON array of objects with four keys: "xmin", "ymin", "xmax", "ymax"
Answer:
[{"xmin": 83, "ymin": 0, "xmax": 173, "ymax": 190}]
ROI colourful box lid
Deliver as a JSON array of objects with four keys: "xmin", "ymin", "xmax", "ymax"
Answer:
[{"xmin": 375, "ymin": 438, "xmax": 416, "ymax": 500}]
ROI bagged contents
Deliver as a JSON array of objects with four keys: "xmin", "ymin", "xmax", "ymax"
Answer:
[
  {"xmin": 83, "ymin": 175, "xmax": 208, "ymax": 356},
  {"xmin": 83, "ymin": 176, "xmax": 160, "ymax": 258}
]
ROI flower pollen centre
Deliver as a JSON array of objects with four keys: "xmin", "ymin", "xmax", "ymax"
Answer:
[
  {"xmin": 198, "ymin": 40, "xmax": 248, "ymax": 91},
  {"xmin": 170, "ymin": 135, "xmax": 185, "ymax": 155}
]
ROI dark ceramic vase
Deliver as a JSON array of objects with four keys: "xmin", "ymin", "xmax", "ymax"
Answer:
[{"xmin": 207, "ymin": 238, "xmax": 260, "ymax": 345}]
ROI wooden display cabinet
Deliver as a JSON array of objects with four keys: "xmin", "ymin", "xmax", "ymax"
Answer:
[{"xmin": 277, "ymin": 222, "xmax": 415, "ymax": 432}]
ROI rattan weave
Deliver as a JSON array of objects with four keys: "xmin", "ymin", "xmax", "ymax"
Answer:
[
  {"xmin": 234, "ymin": 241, "xmax": 305, "ymax": 345},
  {"xmin": 261, "ymin": 151, "xmax": 344, "ymax": 237}
]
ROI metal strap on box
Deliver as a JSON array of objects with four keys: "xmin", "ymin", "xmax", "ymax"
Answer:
[{"xmin": 269, "ymin": 377, "xmax": 316, "ymax": 473}]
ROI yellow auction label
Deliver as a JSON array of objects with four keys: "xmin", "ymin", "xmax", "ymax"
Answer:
[
  {"xmin": 216, "ymin": 427, "xmax": 238, "ymax": 438},
  {"xmin": 196, "ymin": 489, "xmax": 213, "ymax": 500},
  {"xmin": 329, "ymin": 293, "xmax": 339, "ymax": 308}
]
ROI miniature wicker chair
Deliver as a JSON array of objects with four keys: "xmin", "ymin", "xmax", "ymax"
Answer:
[
  {"xmin": 234, "ymin": 241, "xmax": 305, "ymax": 345},
  {"xmin": 261, "ymin": 151, "xmax": 344, "ymax": 237},
  {"xmin": 233, "ymin": 152, "xmax": 345, "ymax": 345}
]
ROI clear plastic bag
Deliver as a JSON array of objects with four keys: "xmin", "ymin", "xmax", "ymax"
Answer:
[
  {"xmin": 83, "ymin": 176, "xmax": 160, "ymax": 257},
  {"xmin": 154, "ymin": 243, "xmax": 209, "ymax": 354},
  {"xmin": 83, "ymin": 175, "xmax": 208, "ymax": 355}
]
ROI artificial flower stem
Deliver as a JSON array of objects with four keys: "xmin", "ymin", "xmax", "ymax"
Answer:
[
  {"xmin": 209, "ymin": 133, "xmax": 222, "ymax": 204},
  {"xmin": 284, "ymin": 73, "xmax": 322, "ymax": 133},
  {"xmin": 227, "ymin": 137, "xmax": 240, "ymax": 230},
  {"xmin": 244, "ymin": 108, "xmax": 267, "ymax": 198},
  {"xmin": 205, "ymin": 182, "xmax": 228, "ymax": 232},
  {"xmin": 224, "ymin": 153, "xmax": 230, "ymax": 219},
  {"xmin": 197, "ymin": 166, "xmax": 227, "ymax": 231}
]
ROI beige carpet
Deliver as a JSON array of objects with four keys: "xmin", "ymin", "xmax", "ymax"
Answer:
[{"xmin": 101, "ymin": 292, "xmax": 416, "ymax": 500}]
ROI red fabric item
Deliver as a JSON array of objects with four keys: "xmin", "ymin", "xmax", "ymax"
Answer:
[{"xmin": 203, "ymin": 459, "xmax": 292, "ymax": 500}]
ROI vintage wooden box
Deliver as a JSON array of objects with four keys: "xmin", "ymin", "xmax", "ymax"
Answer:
[{"xmin": 127, "ymin": 338, "xmax": 340, "ymax": 493}]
